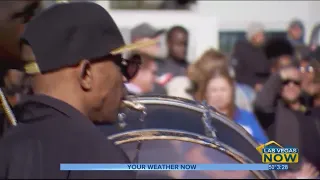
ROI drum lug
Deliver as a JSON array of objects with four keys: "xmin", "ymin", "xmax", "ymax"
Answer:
[
  {"xmin": 200, "ymin": 101, "xmax": 219, "ymax": 142},
  {"xmin": 120, "ymin": 98, "xmax": 148, "ymax": 129},
  {"xmin": 118, "ymin": 113, "xmax": 127, "ymax": 128}
]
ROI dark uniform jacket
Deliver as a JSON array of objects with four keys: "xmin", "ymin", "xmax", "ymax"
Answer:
[
  {"xmin": 0, "ymin": 94, "xmax": 135, "ymax": 179},
  {"xmin": 0, "ymin": 112, "xmax": 8, "ymax": 138}
]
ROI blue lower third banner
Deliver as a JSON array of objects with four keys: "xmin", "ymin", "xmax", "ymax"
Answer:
[{"xmin": 60, "ymin": 164, "xmax": 269, "ymax": 171}]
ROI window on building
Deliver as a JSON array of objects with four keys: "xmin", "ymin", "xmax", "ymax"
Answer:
[
  {"xmin": 219, "ymin": 31, "xmax": 246, "ymax": 55},
  {"xmin": 219, "ymin": 31, "xmax": 287, "ymax": 55},
  {"xmin": 266, "ymin": 31, "xmax": 287, "ymax": 39},
  {"xmin": 110, "ymin": 0, "xmax": 196, "ymax": 10}
]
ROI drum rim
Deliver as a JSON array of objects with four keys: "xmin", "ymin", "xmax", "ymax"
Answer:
[
  {"xmin": 124, "ymin": 95, "xmax": 277, "ymax": 178},
  {"xmin": 108, "ymin": 129, "xmax": 273, "ymax": 179},
  {"xmin": 127, "ymin": 95, "xmax": 260, "ymax": 147}
]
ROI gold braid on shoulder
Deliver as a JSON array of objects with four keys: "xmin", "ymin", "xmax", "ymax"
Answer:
[{"xmin": 0, "ymin": 88, "xmax": 17, "ymax": 126}]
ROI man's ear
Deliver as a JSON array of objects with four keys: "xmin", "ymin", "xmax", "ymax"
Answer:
[{"xmin": 78, "ymin": 60, "xmax": 93, "ymax": 91}]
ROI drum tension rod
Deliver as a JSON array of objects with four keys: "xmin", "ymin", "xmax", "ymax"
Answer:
[{"xmin": 201, "ymin": 101, "xmax": 218, "ymax": 142}]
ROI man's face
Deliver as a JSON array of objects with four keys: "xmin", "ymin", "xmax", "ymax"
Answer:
[
  {"xmin": 272, "ymin": 56, "xmax": 293, "ymax": 73},
  {"xmin": 142, "ymin": 60, "xmax": 157, "ymax": 93},
  {"xmin": 252, "ymin": 31, "xmax": 265, "ymax": 46},
  {"xmin": 132, "ymin": 59, "xmax": 157, "ymax": 93},
  {"xmin": 289, "ymin": 25, "xmax": 302, "ymax": 40},
  {"xmin": 281, "ymin": 79, "xmax": 301, "ymax": 103},
  {"xmin": 86, "ymin": 57, "xmax": 124, "ymax": 123},
  {"xmin": 168, "ymin": 30, "xmax": 188, "ymax": 61}
]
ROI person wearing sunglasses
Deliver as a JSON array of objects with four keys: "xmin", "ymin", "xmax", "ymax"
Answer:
[
  {"xmin": 0, "ymin": 2, "xmax": 147, "ymax": 179},
  {"xmin": 130, "ymin": 23, "xmax": 167, "ymax": 95},
  {"xmin": 255, "ymin": 65, "xmax": 320, "ymax": 174},
  {"xmin": 125, "ymin": 53, "xmax": 158, "ymax": 95}
]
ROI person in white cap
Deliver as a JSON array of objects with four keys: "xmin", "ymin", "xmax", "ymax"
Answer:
[{"xmin": 231, "ymin": 22, "xmax": 270, "ymax": 92}]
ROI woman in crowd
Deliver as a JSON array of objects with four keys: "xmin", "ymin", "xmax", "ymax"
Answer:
[
  {"xmin": 166, "ymin": 48, "xmax": 227, "ymax": 100},
  {"xmin": 191, "ymin": 65, "xmax": 268, "ymax": 144},
  {"xmin": 167, "ymin": 48, "xmax": 255, "ymax": 112},
  {"xmin": 192, "ymin": 67, "xmax": 268, "ymax": 144}
]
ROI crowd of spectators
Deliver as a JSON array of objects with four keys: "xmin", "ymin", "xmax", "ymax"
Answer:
[{"xmin": 122, "ymin": 19, "xmax": 320, "ymax": 178}]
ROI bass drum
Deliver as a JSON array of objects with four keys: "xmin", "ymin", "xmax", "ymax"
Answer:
[
  {"xmin": 108, "ymin": 129, "xmax": 271, "ymax": 179},
  {"xmin": 98, "ymin": 96, "xmax": 276, "ymax": 178}
]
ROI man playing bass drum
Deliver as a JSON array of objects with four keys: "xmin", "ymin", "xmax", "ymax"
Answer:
[{"xmin": 0, "ymin": 2, "xmax": 153, "ymax": 179}]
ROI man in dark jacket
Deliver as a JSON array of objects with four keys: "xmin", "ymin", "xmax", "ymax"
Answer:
[
  {"xmin": 232, "ymin": 22, "xmax": 270, "ymax": 91},
  {"xmin": 157, "ymin": 26, "xmax": 189, "ymax": 78},
  {"xmin": 254, "ymin": 66, "xmax": 320, "ymax": 171},
  {"xmin": 0, "ymin": 2, "xmax": 149, "ymax": 179}
]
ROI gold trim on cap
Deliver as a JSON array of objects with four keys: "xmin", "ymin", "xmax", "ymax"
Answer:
[
  {"xmin": 56, "ymin": 0, "xmax": 70, "ymax": 3},
  {"xmin": 24, "ymin": 61, "xmax": 41, "ymax": 74},
  {"xmin": 22, "ymin": 39, "xmax": 157, "ymax": 74},
  {"xmin": 110, "ymin": 39, "xmax": 158, "ymax": 55}
]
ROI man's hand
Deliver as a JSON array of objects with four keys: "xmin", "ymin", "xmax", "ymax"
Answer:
[
  {"xmin": 280, "ymin": 67, "xmax": 301, "ymax": 81},
  {"xmin": 278, "ymin": 162, "xmax": 319, "ymax": 179}
]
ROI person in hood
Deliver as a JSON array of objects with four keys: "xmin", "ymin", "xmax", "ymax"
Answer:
[
  {"xmin": 231, "ymin": 22, "xmax": 270, "ymax": 91},
  {"xmin": 287, "ymin": 19, "xmax": 310, "ymax": 62},
  {"xmin": 287, "ymin": 19, "xmax": 305, "ymax": 48}
]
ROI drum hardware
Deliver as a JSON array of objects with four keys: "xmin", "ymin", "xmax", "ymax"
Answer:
[
  {"xmin": 121, "ymin": 97, "xmax": 148, "ymax": 164},
  {"xmin": 118, "ymin": 113, "xmax": 127, "ymax": 128},
  {"xmin": 132, "ymin": 107, "xmax": 147, "ymax": 164},
  {"xmin": 119, "ymin": 99, "xmax": 147, "ymax": 129},
  {"xmin": 200, "ymin": 101, "xmax": 218, "ymax": 142},
  {"xmin": 122, "ymin": 99, "xmax": 146, "ymax": 112}
]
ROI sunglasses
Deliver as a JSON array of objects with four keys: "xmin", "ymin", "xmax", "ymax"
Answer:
[
  {"xmin": 90, "ymin": 54, "xmax": 142, "ymax": 81},
  {"xmin": 282, "ymin": 80, "xmax": 301, "ymax": 86},
  {"xmin": 300, "ymin": 66, "xmax": 314, "ymax": 73}
]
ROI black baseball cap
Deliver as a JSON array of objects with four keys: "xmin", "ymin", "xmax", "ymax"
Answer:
[{"xmin": 22, "ymin": 2, "xmax": 157, "ymax": 80}]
